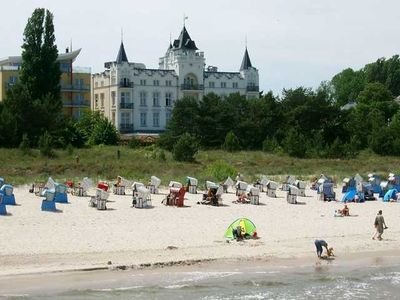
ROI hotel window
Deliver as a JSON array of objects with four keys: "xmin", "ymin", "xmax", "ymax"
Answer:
[
  {"xmin": 75, "ymin": 78, "xmax": 84, "ymax": 87},
  {"xmin": 9, "ymin": 76, "xmax": 18, "ymax": 84},
  {"xmin": 209, "ymin": 81, "xmax": 215, "ymax": 88},
  {"xmin": 153, "ymin": 80, "xmax": 159, "ymax": 86},
  {"xmin": 140, "ymin": 79, "xmax": 146, "ymax": 86},
  {"xmin": 153, "ymin": 92, "xmax": 160, "ymax": 107},
  {"xmin": 140, "ymin": 91, "xmax": 147, "ymax": 106},
  {"xmin": 121, "ymin": 112, "xmax": 130, "ymax": 125},
  {"xmin": 111, "ymin": 91, "xmax": 116, "ymax": 106},
  {"xmin": 153, "ymin": 112, "xmax": 160, "ymax": 127},
  {"xmin": 165, "ymin": 92, "xmax": 172, "ymax": 107},
  {"xmin": 166, "ymin": 80, "xmax": 172, "ymax": 86},
  {"xmin": 95, "ymin": 94, "xmax": 99, "ymax": 107},
  {"xmin": 100, "ymin": 93, "xmax": 105, "ymax": 107},
  {"xmin": 233, "ymin": 82, "xmax": 238, "ymax": 88},
  {"xmin": 221, "ymin": 82, "xmax": 226, "ymax": 88},
  {"xmin": 140, "ymin": 112, "xmax": 147, "ymax": 127}
]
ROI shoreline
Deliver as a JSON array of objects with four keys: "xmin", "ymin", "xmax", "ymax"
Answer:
[{"xmin": 2, "ymin": 249, "xmax": 400, "ymax": 297}]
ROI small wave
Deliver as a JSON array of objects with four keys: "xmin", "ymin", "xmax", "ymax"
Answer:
[{"xmin": 164, "ymin": 284, "xmax": 190, "ymax": 289}]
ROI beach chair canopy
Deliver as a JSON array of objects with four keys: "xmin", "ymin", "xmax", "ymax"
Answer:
[
  {"xmin": 235, "ymin": 181, "xmax": 248, "ymax": 190},
  {"xmin": 288, "ymin": 185, "xmax": 299, "ymax": 195},
  {"xmin": 0, "ymin": 184, "xmax": 13, "ymax": 196},
  {"xmin": 206, "ymin": 181, "xmax": 219, "ymax": 189},
  {"xmin": 354, "ymin": 174, "xmax": 363, "ymax": 184},
  {"xmin": 380, "ymin": 181, "xmax": 389, "ymax": 189},
  {"xmin": 169, "ymin": 181, "xmax": 182, "ymax": 188},
  {"xmin": 295, "ymin": 180, "xmax": 306, "ymax": 189},
  {"xmin": 320, "ymin": 182, "xmax": 334, "ymax": 195},
  {"xmin": 132, "ymin": 182, "xmax": 145, "ymax": 190},
  {"xmin": 81, "ymin": 177, "xmax": 93, "ymax": 192},
  {"xmin": 45, "ymin": 177, "xmax": 56, "ymax": 190},
  {"xmin": 96, "ymin": 188, "xmax": 110, "ymax": 200},
  {"xmin": 224, "ymin": 218, "xmax": 257, "ymax": 239},
  {"xmin": 259, "ymin": 175, "xmax": 268, "ymax": 187},
  {"xmin": 246, "ymin": 185, "xmax": 260, "ymax": 196},
  {"xmin": 118, "ymin": 176, "xmax": 133, "ymax": 187},
  {"xmin": 224, "ymin": 177, "xmax": 235, "ymax": 187},
  {"xmin": 267, "ymin": 180, "xmax": 278, "ymax": 190},
  {"xmin": 216, "ymin": 186, "xmax": 224, "ymax": 196},
  {"xmin": 54, "ymin": 183, "xmax": 67, "ymax": 194},
  {"xmin": 286, "ymin": 175, "xmax": 296, "ymax": 185},
  {"xmin": 185, "ymin": 176, "xmax": 198, "ymax": 186},
  {"xmin": 383, "ymin": 189, "xmax": 398, "ymax": 202},
  {"xmin": 137, "ymin": 186, "xmax": 150, "ymax": 197},
  {"xmin": 151, "ymin": 176, "xmax": 161, "ymax": 188}
]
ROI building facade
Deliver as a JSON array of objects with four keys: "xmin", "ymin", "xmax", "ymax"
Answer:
[
  {"xmin": 0, "ymin": 48, "xmax": 91, "ymax": 119},
  {"xmin": 92, "ymin": 25, "xmax": 259, "ymax": 134}
]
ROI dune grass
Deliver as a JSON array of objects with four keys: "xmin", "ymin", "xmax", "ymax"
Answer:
[{"xmin": 1, "ymin": 146, "xmax": 400, "ymax": 186}]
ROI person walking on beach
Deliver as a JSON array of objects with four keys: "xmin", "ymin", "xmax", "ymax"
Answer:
[{"xmin": 373, "ymin": 210, "xmax": 388, "ymax": 241}]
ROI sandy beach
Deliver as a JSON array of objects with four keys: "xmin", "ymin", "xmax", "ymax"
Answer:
[{"xmin": 0, "ymin": 184, "xmax": 399, "ymax": 277}]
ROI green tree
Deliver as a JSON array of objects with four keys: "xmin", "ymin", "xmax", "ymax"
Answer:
[
  {"xmin": 223, "ymin": 131, "xmax": 240, "ymax": 152},
  {"xmin": 330, "ymin": 68, "xmax": 365, "ymax": 106},
  {"xmin": 282, "ymin": 128, "xmax": 307, "ymax": 158},
  {"xmin": 172, "ymin": 133, "xmax": 199, "ymax": 162},
  {"xmin": 1, "ymin": 8, "xmax": 62, "ymax": 145}
]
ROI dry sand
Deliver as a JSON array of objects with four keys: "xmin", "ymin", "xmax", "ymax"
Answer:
[{"xmin": 0, "ymin": 184, "xmax": 399, "ymax": 276}]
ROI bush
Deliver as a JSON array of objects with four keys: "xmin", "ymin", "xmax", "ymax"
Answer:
[
  {"xmin": 223, "ymin": 131, "xmax": 240, "ymax": 152},
  {"xmin": 262, "ymin": 137, "xmax": 280, "ymax": 153},
  {"xmin": 88, "ymin": 118, "xmax": 119, "ymax": 146},
  {"xmin": 128, "ymin": 138, "xmax": 142, "ymax": 149},
  {"xmin": 203, "ymin": 160, "xmax": 237, "ymax": 181},
  {"xmin": 19, "ymin": 133, "xmax": 30, "ymax": 155},
  {"xmin": 38, "ymin": 131, "xmax": 54, "ymax": 157},
  {"xmin": 158, "ymin": 149, "xmax": 166, "ymax": 161},
  {"xmin": 66, "ymin": 143, "xmax": 74, "ymax": 155},
  {"xmin": 172, "ymin": 133, "xmax": 199, "ymax": 162},
  {"xmin": 282, "ymin": 128, "xmax": 307, "ymax": 158}
]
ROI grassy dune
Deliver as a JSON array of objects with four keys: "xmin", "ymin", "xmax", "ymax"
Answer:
[{"xmin": 1, "ymin": 146, "xmax": 400, "ymax": 186}]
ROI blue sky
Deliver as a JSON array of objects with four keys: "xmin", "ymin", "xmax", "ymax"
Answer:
[{"xmin": 1, "ymin": 0, "xmax": 399, "ymax": 94}]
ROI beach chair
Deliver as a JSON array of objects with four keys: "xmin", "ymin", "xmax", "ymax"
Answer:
[
  {"xmin": 286, "ymin": 185, "xmax": 298, "ymax": 204},
  {"xmin": 295, "ymin": 180, "xmax": 306, "ymax": 197},
  {"xmin": 0, "ymin": 184, "xmax": 16, "ymax": 205},
  {"xmin": 185, "ymin": 176, "xmax": 198, "ymax": 194},
  {"xmin": 342, "ymin": 177, "xmax": 356, "ymax": 193},
  {"xmin": 41, "ymin": 189, "xmax": 57, "ymax": 212},
  {"xmin": 73, "ymin": 177, "xmax": 93, "ymax": 197},
  {"xmin": 0, "ymin": 193, "xmax": 7, "ymax": 215},
  {"xmin": 223, "ymin": 177, "xmax": 235, "ymax": 193},
  {"xmin": 168, "ymin": 181, "xmax": 182, "ymax": 189},
  {"xmin": 319, "ymin": 182, "xmax": 336, "ymax": 201},
  {"xmin": 132, "ymin": 182, "xmax": 145, "ymax": 196},
  {"xmin": 246, "ymin": 185, "xmax": 260, "ymax": 205},
  {"xmin": 132, "ymin": 186, "xmax": 151, "ymax": 208},
  {"xmin": 164, "ymin": 186, "xmax": 186, "ymax": 207},
  {"xmin": 388, "ymin": 173, "xmax": 400, "ymax": 191},
  {"xmin": 89, "ymin": 188, "xmax": 110, "ymax": 210},
  {"xmin": 146, "ymin": 176, "xmax": 161, "ymax": 194},
  {"xmin": 379, "ymin": 181, "xmax": 389, "ymax": 199},
  {"xmin": 54, "ymin": 182, "xmax": 68, "ymax": 203},
  {"xmin": 282, "ymin": 175, "xmax": 296, "ymax": 191},
  {"xmin": 368, "ymin": 174, "xmax": 382, "ymax": 194},
  {"xmin": 235, "ymin": 181, "xmax": 248, "ymax": 196},
  {"xmin": 266, "ymin": 180, "xmax": 278, "ymax": 198},
  {"xmin": 216, "ymin": 185, "xmax": 224, "ymax": 206}
]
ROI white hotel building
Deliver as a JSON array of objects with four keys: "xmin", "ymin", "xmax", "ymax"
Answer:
[{"xmin": 91, "ymin": 25, "xmax": 259, "ymax": 135}]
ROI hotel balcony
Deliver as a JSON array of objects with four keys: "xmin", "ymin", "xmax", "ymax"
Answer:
[
  {"xmin": 63, "ymin": 100, "xmax": 90, "ymax": 108},
  {"xmin": 119, "ymin": 102, "xmax": 134, "ymax": 109},
  {"xmin": 119, "ymin": 123, "xmax": 134, "ymax": 133},
  {"xmin": 180, "ymin": 84, "xmax": 204, "ymax": 91},
  {"xmin": 246, "ymin": 86, "xmax": 259, "ymax": 92},
  {"xmin": 61, "ymin": 84, "xmax": 90, "ymax": 92},
  {"xmin": 120, "ymin": 81, "xmax": 134, "ymax": 88}
]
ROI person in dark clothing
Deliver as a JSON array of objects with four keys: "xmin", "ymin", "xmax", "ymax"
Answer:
[{"xmin": 314, "ymin": 239, "xmax": 329, "ymax": 258}]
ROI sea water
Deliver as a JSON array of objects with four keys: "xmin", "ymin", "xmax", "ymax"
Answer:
[{"xmin": 2, "ymin": 261, "xmax": 400, "ymax": 299}]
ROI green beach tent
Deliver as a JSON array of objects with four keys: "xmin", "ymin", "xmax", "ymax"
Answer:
[{"xmin": 224, "ymin": 218, "xmax": 257, "ymax": 239}]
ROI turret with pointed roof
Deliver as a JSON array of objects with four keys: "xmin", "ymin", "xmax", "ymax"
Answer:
[
  {"xmin": 172, "ymin": 26, "xmax": 198, "ymax": 50},
  {"xmin": 116, "ymin": 41, "xmax": 129, "ymax": 64},
  {"xmin": 240, "ymin": 47, "xmax": 253, "ymax": 71}
]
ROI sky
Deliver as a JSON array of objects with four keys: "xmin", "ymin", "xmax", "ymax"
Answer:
[{"xmin": 1, "ymin": 0, "xmax": 400, "ymax": 95}]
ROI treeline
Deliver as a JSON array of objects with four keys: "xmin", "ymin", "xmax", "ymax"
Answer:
[{"xmin": 159, "ymin": 55, "xmax": 400, "ymax": 158}]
